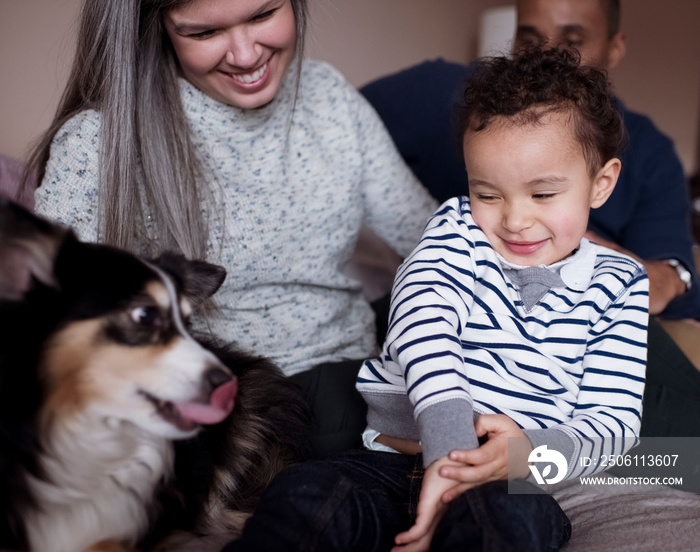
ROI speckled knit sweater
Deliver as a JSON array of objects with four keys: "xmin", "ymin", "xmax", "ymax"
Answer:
[{"xmin": 35, "ymin": 59, "xmax": 438, "ymax": 376}]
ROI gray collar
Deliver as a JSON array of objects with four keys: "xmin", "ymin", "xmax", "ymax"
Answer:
[
  {"xmin": 498, "ymin": 239, "xmax": 599, "ymax": 310},
  {"xmin": 502, "ymin": 266, "xmax": 566, "ymax": 311}
]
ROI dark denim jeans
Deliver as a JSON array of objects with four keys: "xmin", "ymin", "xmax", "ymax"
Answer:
[{"xmin": 222, "ymin": 449, "xmax": 571, "ymax": 552}]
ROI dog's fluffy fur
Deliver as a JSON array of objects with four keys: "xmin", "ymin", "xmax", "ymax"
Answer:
[{"xmin": 0, "ymin": 198, "xmax": 311, "ymax": 552}]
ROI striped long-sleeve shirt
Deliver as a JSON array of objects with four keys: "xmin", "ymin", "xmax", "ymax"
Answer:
[{"xmin": 357, "ymin": 197, "xmax": 649, "ymax": 479}]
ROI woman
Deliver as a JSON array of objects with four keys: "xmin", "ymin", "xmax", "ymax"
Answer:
[{"xmin": 28, "ymin": 0, "xmax": 438, "ymax": 456}]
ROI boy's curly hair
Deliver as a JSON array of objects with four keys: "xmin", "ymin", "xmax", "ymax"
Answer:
[{"xmin": 456, "ymin": 47, "xmax": 626, "ymax": 176}]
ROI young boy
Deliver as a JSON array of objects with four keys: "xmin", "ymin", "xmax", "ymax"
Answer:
[{"xmin": 223, "ymin": 47, "xmax": 648, "ymax": 552}]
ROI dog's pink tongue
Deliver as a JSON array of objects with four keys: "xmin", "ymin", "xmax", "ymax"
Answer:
[{"xmin": 175, "ymin": 377, "xmax": 238, "ymax": 425}]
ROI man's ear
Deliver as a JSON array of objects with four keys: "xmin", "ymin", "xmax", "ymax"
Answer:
[
  {"xmin": 590, "ymin": 157, "xmax": 621, "ymax": 208},
  {"xmin": 606, "ymin": 32, "xmax": 627, "ymax": 70}
]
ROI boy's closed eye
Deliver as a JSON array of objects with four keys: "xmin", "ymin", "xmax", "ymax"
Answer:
[
  {"xmin": 474, "ymin": 194, "xmax": 501, "ymax": 202},
  {"xmin": 469, "ymin": 180, "xmax": 502, "ymax": 203}
]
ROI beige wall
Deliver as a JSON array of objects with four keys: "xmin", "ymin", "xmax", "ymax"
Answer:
[
  {"xmin": 613, "ymin": 0, "xmax": 700, "ymax": 177},
  {"xmin": 306, "ymin": 0, "xmax": 492, "ymax": 86},
  {"xmin": 0, "ymin": 0, "xmax": 79, "ymax": 161},
  {"xmin": 306, "ymin": 0, "xmax": 700, "ymax": 176},
  {"xmin": 1, "ymin": 0, "xmax": 699, "ymax": 176}
]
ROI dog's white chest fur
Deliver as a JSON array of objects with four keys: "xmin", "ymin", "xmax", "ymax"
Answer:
[{"xmin": 26, "ymin": 417, "xmax": 174, "ymax": 552}]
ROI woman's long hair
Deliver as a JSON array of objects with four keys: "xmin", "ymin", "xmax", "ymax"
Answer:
[{"xmin": 25, "ymin": 0, "xmax": 308, "ymax": 259}]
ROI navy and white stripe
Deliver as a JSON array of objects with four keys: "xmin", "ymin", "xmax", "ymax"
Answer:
[{"xmin": 357, "ymin": 197, "xmax": 649, "ymax": 476}]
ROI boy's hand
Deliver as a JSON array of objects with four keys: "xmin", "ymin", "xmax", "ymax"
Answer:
[
  {"xmin": 392, "ymin": 457, "xmax": 469, "ymax": 552},
  {"xmin": 438, "ymin": 414, "xmax": 533, "ymax": 503}
]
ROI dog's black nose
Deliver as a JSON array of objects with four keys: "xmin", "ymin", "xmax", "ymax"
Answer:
[{"xmin": 204, "ymin": 366, "xmax": 233, "ymax": 394}]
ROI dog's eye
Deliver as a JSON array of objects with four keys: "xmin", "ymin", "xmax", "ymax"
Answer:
[
  {"xmin": 130, "ymin": 306, "xmax": 159, "ymax": 326},
  {"xmin": 181, "ymin": 314, "xmax": 193, "ymax": 329}
]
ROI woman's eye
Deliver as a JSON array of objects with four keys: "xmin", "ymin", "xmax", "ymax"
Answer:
[
  {"xmin": 252, "ymin": 9, "xmax": 276, "ymax": 22},
  {"xmin": 533, "ymin": 193, "xmax": 556, "ymax": 200},
  {"xmin": 189, "ymin": 29, "xmax": 215, "ymax": 39},
  {"xmin": 130, "ymin": 306, "xmax": 159, "ymax": 326}
]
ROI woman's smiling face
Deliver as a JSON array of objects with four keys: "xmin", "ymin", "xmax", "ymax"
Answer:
[{"xmin": 164, "ymin": 0, "xmax": 297, "ymax": 109}]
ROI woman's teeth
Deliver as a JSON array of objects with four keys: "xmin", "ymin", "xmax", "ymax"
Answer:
[{"xmin": 232, "ymin": 63, "xmax": 267, "ymax": 84}]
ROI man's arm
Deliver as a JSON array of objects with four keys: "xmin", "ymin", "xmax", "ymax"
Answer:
[
  {"xmin": 584, "ymin": 231, "xmax": 687, "ymax": 315},
  {"xmin": 589, "ymin": 108, "xmax": 699, "ymax": 319}
]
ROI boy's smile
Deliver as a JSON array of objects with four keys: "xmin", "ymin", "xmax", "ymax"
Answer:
[
  {"xmin": 503, "ymin": 238, "xmax": 549, "ymax": 258},
  {"xmin": 464, "ymin": 111, "xmax": 619, "ymax": 267}
]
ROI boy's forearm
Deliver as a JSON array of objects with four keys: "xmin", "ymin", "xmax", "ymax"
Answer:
[{"xmin": 417, "ymin": 398, "xmax": 479, "ymax": 467}]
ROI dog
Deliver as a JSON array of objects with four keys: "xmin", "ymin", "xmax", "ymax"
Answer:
[{"xmin": 0, "ymin": 198, "xmax": 311, "ymax": 552}]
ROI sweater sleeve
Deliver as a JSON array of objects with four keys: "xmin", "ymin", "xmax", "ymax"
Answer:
[
  {"xmin": 524, "ymin": 262, "xmax": 649, "ymax": 479},
  {"xmin": 34, "ymin": 110, "xmax": 102, "ymax": 243},
  {"xmin": 341, "ymin": 81, "xmax": 439, "ymax": 258}
]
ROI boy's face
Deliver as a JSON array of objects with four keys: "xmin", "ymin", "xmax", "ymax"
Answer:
[
  {"xmin": 465, "ymin": 112, "xmax": 617, "ymax": 267},
  {"xmin": 514, "ymin": 0, "xmax": 625, "ymax": 70}
]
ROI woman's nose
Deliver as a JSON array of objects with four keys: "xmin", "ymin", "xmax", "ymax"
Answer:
[{"xmin": 225, "ymin": 29, "xmax": 260, "ymax": 68}]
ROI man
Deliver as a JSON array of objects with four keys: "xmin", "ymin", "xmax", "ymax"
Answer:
[{"xmin": 361, "ymin": 0, "xmax": 700, "ymax": 437}]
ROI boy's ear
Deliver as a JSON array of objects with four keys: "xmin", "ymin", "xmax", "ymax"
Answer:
[{"xmin": 590, "ymin": 158, "xmax": 621, "ymax": 209}]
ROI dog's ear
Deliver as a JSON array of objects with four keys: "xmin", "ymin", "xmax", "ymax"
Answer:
[
  {"xmin": 153, "ymin": 252, "xmax": 227, "ymax": 305},
  {"xmin": 181, "ymin": 258, "xmax": 227, "ymax": 304},
  {"xmin": 0, "ymin": 198, "xmax": 68, "ymax": 300}
]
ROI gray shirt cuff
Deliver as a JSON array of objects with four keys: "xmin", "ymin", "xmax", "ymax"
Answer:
[
  {"xmin": 523, "ymin": 427, "xmax": 578, "ymax": 482},
  {"xmin": 417, "ymin": 398, "xmax": 479, "ymax": 467}
]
